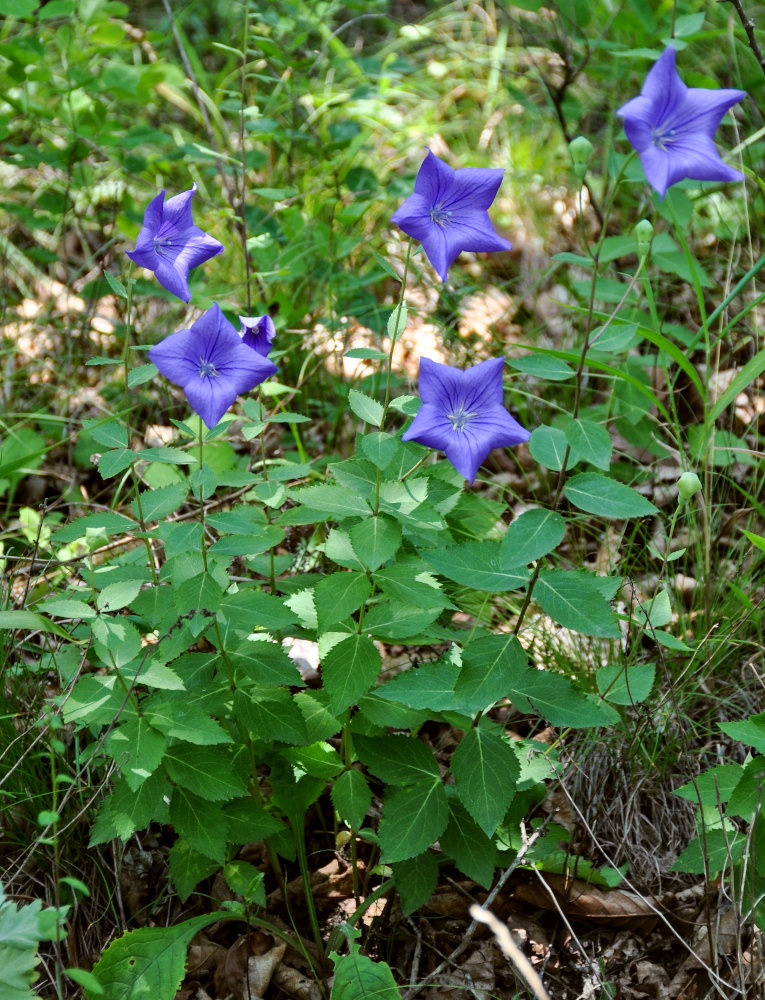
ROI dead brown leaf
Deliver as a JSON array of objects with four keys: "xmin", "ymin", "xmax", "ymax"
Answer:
[{"xmin": 513, "ymin": 872, "xmax": 659, "ymax": 933}]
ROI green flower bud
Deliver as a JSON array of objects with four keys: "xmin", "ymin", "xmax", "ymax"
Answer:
[
  {"xmin": 677, "ymin": 471, "xmax": 702, "ymax": 503},
  {"xmin": 634, "ymin": 219, "xmax": 654, "ymax": 259},
  {"xmin": 569, "ymin": 136, "xmax": 594, "ymax": 180}
]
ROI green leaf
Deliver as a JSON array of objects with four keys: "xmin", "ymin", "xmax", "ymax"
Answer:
[
  {"xmin": 145, "ymin": 703, "xmax": 232, "ymax": 745},
  {"xmin": 564, "ymin": 473, "xmax": 658, "ymax": 518},
  {"xmin": 163, "ymin": 745, "xmax": 247, "ymax": 801},
  {"xmin": 373, "ymin": 563, "xmax": 454, "ymax": 610},
  {"xmin": 92, "ymin": 617, "xmax": 141, "ymax": 668},
  {"xmin": 314, "ymin": 572, "xmax": 371, "ymax": 631},
  {"xmin": 354, "ymin": 734, "xmax": 440, "ymax": 785},
  {"xmin": 103, "ymin": 270, "xmax": 127, "ymax": 299},
  {"xmin": 131, "ymin": 484, "xmax": 187, "ymax": 522},
  {"xmin": 53, "ymin": 511, "xmax": 135, "ymax": 544},
  {"xmin": 0, "ymin": 610, "xmax": 72, "ymax": 639},
  {"xmin": 500, "ymin": 509, "xmax": 566, "ymax": 567},
  {"xmin": 280, "ymin": 742, "xmax": 344, "ymax": 780},
  {"xmin": 234, "ymin": 687, "xmax": 308, "ymax": 745},
  {"xmin": 107, "ymin": 718, "xmax": 166, "ymax": 791},
  {"xmin": 534, "ymin": 569, "xmax": 621, "ymax": 638},
  {"xmin": 223, "ymin": 861, "xmax": 266, "ymax": 907},
  {"xmin": 169, "ymin": 788, "xmax": 228, "ymax": 862},
  {"xmin": 440, "ymin": 800, "xmax": 496, "ymax": 888},
  {"xmin": 217, "ymin": 590, "xmax": 297, "ymax": 632},
  {"xmin": 451, "ymin": 728, "xmax": 519, "ymax": 836},
  {"xmin": 330, "ymin": 937, "xmax": 400, "ymax": 1000},
  {"xmin": 229, "ymin": 641, "xmax": 302, "ymax": 686},
  {"xmin": 349, "ymin": 516, "xmax": 401, "ymax": 571},
  {"xmin": 88, "ymin": 913, "xmax": 227, "ymax": 1000},
  {"xmin": 362, "ymin": 599, "xmax": 440, "ymax": 641},
  {"xmin": 332, "ymin": 769, "xmax": 372, "ymax": 829},
  {"xmin": 671, "ymin": 830, "xmax": 744, "ymax": 877},
  {"xmin": 378, "ymin": 781, "xmax": 448, "ymax": 863},
  {"xmin": 387, "ymin": 303, "xmax": 408, "ymax": 342},
  {"xmin": 376, "ymin": 656, "xmax": 460, "ymax": 711},
  {"xmin": 724, "ymin": 758, "xmax": 765, "ymax": 819},
  {"xmin": 454, "ymin": 634, "xmax": 528, "ymax": 714},
  {"xmin": 344, "ymin": 347, "xmax": 389, "ymax": 361},
  {"xmin": 528, "ymin": 425, "xmax": 570, "ymax": 471},
  {"xmin": 597, "ymin": 663, "xmax": 655, "ymax": 705},
  {"xmin": 223, "ymin": 798, "xmax": 286, "ymax": 843},
  {"xmin": 720, "ymin": 713, "xmax": 765, "ymax": 754},
  {"xmin": 98, "ymin": 448, "xmax": 136, "ymax": 478},
  {"xmin": 168, "ymin": 841, "xmax": 220, "ymax": 903},
  {"xmin": 289, "ymin": 484, "xmax": 372, "ymax": 519},
  {"xmin": 360, "ymin": 432, "xmax": 401, "ymax": 470},
  {"xmin": 323, "ymin": 634, "xmax": 381, "ymax": 714},
  {"xmin": 139, "ymin": 447, "xmax": 196, "ymax": 465},
  {"xmin": 507, "ymin": 355, "xmax": 575, "ymax": 381},
  {"xmin": 127, "ymin": 364, "xmax": 158, "ymax": 388},
  {"xmin": 565, "ymin": 419, "xmax": 612, "ymax": 471},
  {"xmin": 674, "ymin": 764, "xmax": 744, "ymax": 807},
  {"xmin": 85, "ymin": 420, "xmax": 128, "ymax": 450},
  {"xmin": 425, "ymin": 541, "xmax": 530, "ymax": 592},
  {"xmin": 96, "ymin": 580, "xmax": 143, "ymax": 613},
  {"xmin": 393, "ymin": 852, "xmax": 438, "ymax": 916},
  {"xmin": 174, "ymin": 573, "xmax": 224, "ymax": 615},
  {"xmin": 510, "ymin": 670, "xmax": 620, "ymax": 727},
  {"xmin": 348, "ymin": 389, "xmax": 384, "ymax": 428},
  {"xmin": 634, "ymin": 589, "xmax": 673, "ymax": 629}
]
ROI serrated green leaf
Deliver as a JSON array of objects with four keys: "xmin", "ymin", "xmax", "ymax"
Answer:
[
  {"xmin": 720, "ymin": 713, "xmax": 765, "ymax": 754},
  {"xmin": 565, "ymin": 418, "xmax": 612, "ymax": 471},
  {"xmin": 223, "ymin": 861, "xmax": 265, "ymax": 906},
  {"xmin": 174, "ymin": 573, "xmax": 224, "ymax": 615},
  {"xmin": 323, "ymin": 634, "xmax": 381, "ymax": 714},
  {"xmin": 169, "ymin": 788, "xmax": 228, "ymax": 862},
  {"xmin": 354, "ymin": 734, "xmax": 440, "ymax": 785},
  {"xmin": 534, "ymin": 570, "xmax": 621, "ymax": 638},
  {"xmin": 451, "ymin": 728, "xmax": 519, "ymax": 837},
  {"xmin": 85, "ymin": 420, "xmax": 128, "ymax": 450},
  {"xmin": 387, "ymin": 303, "xmax": 407, "ymax": 341},
  {"xmin": 360, "ymin": 432, "xmax": 401, "ymax": 470},
  {"xmin": 314, "ymin": 571, "xmax": 371, "ymax": 631},
  {"xmin": 127, "ymin": 364, "xmax": 158, "ymax": 388},
  {"xmin": 425, "ymin": 541, "xmax": 530, "ymax": 592},
  {"xmin": 280, "ymin": 741, "xmax": 343, "ymax": 779},
  {"xmin": 330, "ymin": 942, "xmax": 400, "ymax": 1000},
  {"xmin": 168, "ymin": 841, "xmax": 220, "ymax": 903},
  {"xmin": 98, "ymin": 448, "xmax": 136, "ymax": 478},
  {"xmin": 332, "ymin": 769, "xmax": 372, "ymax": 829},
  {"xmin": 376, "ymin": 657, "xmax": 460, "ymax": 710},
  {"xmin": 96, "ymin": 579, "xmax": 143, "ymax": 613},
  {"xmin": 393, "ymin": 852, "xmax": 438, "ymax": 916},
  {"xmin": 674, "ymin": 764, "xmax": 743, "ymax": 807},
  {"xmin": 362, "ymin": 599, "xmax": 440, "ymax": 641},
  {"xmin": 217, "ymin": 590, "xmax": 297, "ymax": 632},
  {"xmin": 233, "ymin": 687, "xmax": 307, "ymax": 744},
  {"xmin": 92, "ymin": 616, "xmax": 141, "ymax": 668},
  {"xmin": 348, "ymin": 389, "xmax": 384, "ymax": 428},
  {"xmin": 510, "ymin": 670, "xmax": 620, "ymax": 727},
  {"xmin": 454, "ymin": 634, "xmax": 528, "ymax": 714},
  {"xmin": 107, "ymin": 718, "xmax": 166, "ymax": 791},
  {"xmin": 87, "ymin": 912, "xmax": 227, "ymax": 1000},
  {"xmin": 565, "ymin": 473, "xmax": 658, "ymax": 518},
  {"xmin": 378, "ymin": 781, "xmax": 448, "ymax": 863},
  {"xmin": 597, "ymin": 663, "xmax": 655, "ymax": 705},
  {"xmin": 440, "ymin": 800, "xmax": 496, "ymax": 888},
  {"xmin": 229, "ymin": 640, "xmax": 302, "ymax": 686},
  {"xmin": 145, "ymin": 703, "xmax": 232, "ymax": 745},
  {"xmin": 131, "ymin": 484, "xmax": 187, "ymax": 522},
  {"xmin": 349, "ymin": 515, "xmax": 401, "ymax": 571},
  {"xmin": 0, "ymin": 610, "xmax": 77, "ymax": 639},
  {"xmin": 289, "ymin": 484, "xmax": 372, "ymax": 519},
  {"xmin": 103, "ymin": 270, "xmax": 127, "ymax": 299},
  {"xmin": 163, "ymin": 745, "xmax": 247, "ymax": 801},
  {"xmin": 500, "ymin": 508, "xmax": 566, "ymax": 568},
  {"xmin": 507, "ymin": 355, "xmax": 575, "ymax": 381}
]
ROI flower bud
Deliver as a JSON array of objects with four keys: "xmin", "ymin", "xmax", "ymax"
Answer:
[
  {"xmin": 677, "ymin": 471, "xmax": 702, "ymax": 504},
  {"xmin": 569, "ymin": 136, "xmax": 594, "ymax": 180},
  {"xmin": 634, "ymin": 219, "xmax": 654, "ymax": 259}
]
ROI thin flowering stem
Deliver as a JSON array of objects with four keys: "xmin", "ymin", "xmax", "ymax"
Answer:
[{"xmin": 381, "ymin": 237, "xmax": 413, "ymax": 430}]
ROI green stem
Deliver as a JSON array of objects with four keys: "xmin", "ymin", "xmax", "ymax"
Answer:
[
  {"xmin": 381, "ymin": 238, "xmax": 413, "ymax": 429},
  {"xmin": 293, "ymin": 810, "xmax": 325, "ymax": 958}
]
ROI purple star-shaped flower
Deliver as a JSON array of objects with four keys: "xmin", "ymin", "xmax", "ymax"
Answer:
[
  {"xmin": 390, "ymin": 149, "xmax": 512, "ymax": 281},
  {"xmin": 126, "ymin": 184, "xmax": 224, "ymax": 302},
  {"xmin": 239, "ymin": 314, "xmax": 276, "ymax": 357},
  {"xmin": 617, "ymin": 47, "xmax": 745, "ymax": 200},
  {"xmin": 149, "ymin": 303, "xmax": 277, "ymax": 428},
  {"xmin": 402, "ymin": 356, "xmax": 529, "ymax": 483}
]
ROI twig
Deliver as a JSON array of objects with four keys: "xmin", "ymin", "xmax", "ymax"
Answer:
[
  {"xmin": 401, "ymin": 824, "xmax": 545, "ymax": 1000},
  {"xmin": 722, "ymin": 0, "xmax": 765, "ymax": 77},
  {"xmin": 469, "ymin": 904, "xmax": 551, "ymax": 1000}
]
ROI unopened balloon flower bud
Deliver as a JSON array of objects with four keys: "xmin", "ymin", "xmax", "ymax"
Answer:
[
  {"xmin": 569, "ymin": 136, "xmax": 594, "ymax": 180},
  {"xmin": 634, "ymin": 219, "xmax": 654, "ymax": 259},
  {"xmin": 677, "ymin": 471, "xmax": 702, "ymax": 503}
]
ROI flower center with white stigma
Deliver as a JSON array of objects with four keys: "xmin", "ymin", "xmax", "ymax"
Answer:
[
  {"xmin": 446, "ymin": 402, "xmax": 475, "ymax": 432},
  {"xmin": 153, "ymin": 235, "xmax": 172, "ymax": 256},
  {"xmin": 650, "ymin": 125, "xmax": 677, "ymax": 150},
  {"xmin": 198, "ymin": 358, "xmax": 219, "ymax": 379},
  {"xmin": 429, "ymin": 202, "xmax": 452, "ymax": 228}
]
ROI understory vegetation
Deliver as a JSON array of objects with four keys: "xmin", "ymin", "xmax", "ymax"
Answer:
[{"xmin": 1, "ymin": 1, "xmax": 765, "ymax": 998}]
